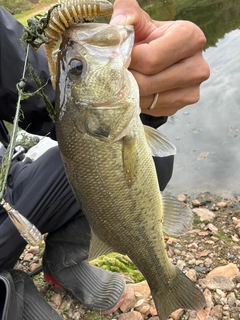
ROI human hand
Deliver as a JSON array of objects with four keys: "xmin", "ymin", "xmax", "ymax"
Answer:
[{"xmin": 110, "ymin": 0, "xmax": 210, "ymax": 117}]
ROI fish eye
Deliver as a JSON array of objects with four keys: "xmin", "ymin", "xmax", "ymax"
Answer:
[{"xmin": 69, "ymin": 59, "xmax": 84, "ymax": 76}]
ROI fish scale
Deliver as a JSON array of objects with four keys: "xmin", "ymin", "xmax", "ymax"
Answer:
[{"xmin": 61, "ymin": 119, "xmax": 169, "ymax": 285}]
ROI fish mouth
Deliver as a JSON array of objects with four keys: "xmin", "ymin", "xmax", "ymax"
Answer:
[{"xmin": 92, "ymin": 25, "xmax": 133, "ymax": 109}]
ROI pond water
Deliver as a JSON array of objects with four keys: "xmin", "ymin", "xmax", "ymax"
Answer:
[{"xmin": 139, "ymin": 0, "xmax": 240, "ymax": 197}]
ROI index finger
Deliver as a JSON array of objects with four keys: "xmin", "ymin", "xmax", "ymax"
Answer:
[{"xmin": 130, "ymin": 21, "xmax": 206, "ymax": 75}]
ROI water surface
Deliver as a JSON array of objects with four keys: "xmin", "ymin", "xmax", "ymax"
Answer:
[{"xmin": 139, "ymin": 0, "xmax": 240, "ymax": 197}]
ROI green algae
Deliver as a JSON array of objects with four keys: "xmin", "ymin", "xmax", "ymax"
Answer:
[{"xmin": 90, "ymin": 253, "xmax": 144, "ymax": 283}]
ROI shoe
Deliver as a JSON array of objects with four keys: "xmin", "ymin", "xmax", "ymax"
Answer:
[
  {"xmin": 0, "ymin": 269, "xmax": 17, "ymax": 320},
  {"xmin": 43, "ymin": 216, "xmax": 126, "ymax": 314},
  {"xmin": 0, "ymin": 269, "xmax": 62, "ymax": 320}
]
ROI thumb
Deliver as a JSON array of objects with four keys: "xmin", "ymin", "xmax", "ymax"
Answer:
[
  {"xmin": 110, "ymin": 0, "xmax": 153, "ymax": 41},
  {"xmin": 110, "ymin": 0, "xmax": 138, "ymax": 24}
]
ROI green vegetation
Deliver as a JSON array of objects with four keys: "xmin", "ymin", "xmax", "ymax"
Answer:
[
  {"xmin": 214, "ymin": 227, "xmax": 236, "ymax": 244},
  {"xmin": 32, "ymin": 272, "xmax": 45, "ymax": 283},
  {"xmin": 86, "ymin": 312, "xmax": 106, "ymax": 320},
  {"xmin": 173, "ymin": 0, "xmax": 240, "ymax": 49},
  {"xmin": 91, "ymin": 253, "xmax": 144, "ymax": 283},
  {"xmin": 61, "ymin": 305, "xmax": 69, "ymax": 316},
  {"xmin": 215, "ymin": 228, "xmax": 228, "ymax": 242},
  {"xmin": 44, "ymin": 288, "xmax": 55, "ymax": 302},
  {"xmin": 14, "ymin": 1, "xmax": 52, "ymax": 25},
  {"xmin": 0, "ymin": 0, "xmax": 52, "ymax": 25},
  {"xmin": 14, "ymin": 9, "xmax": 42, "ymax": 26},
  {"xmin": 0, "ymin": 0, "xmax": 33, "ymax": 15},
  {"xmin": 192, "ymin": 212, "xmax": 210, "ymax": 230}
]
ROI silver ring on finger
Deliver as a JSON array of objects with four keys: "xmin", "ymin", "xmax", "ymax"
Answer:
[{"xmin": 148, "ymin": 93, "xmax": 159, "ymax": 110}]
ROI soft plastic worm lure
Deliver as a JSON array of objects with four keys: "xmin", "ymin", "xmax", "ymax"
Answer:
[
  {"xmin": 1, "ymin": 200, "xmax": 43, "ymax": 246},
  {"xmin": 25, "ymin": 0, "xmax": 113, "ymax": 88},
  {"xmin": 45, "ymin": 0, "xmax": 113, "ymax": 41}
]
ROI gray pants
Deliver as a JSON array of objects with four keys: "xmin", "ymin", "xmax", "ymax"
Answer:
[{"xmin": 0, "ymin": 146, "xmax": 83, "ymax": 269}]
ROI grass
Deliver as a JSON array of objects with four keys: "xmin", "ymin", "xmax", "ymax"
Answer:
[
  {"xmin": 192, "ymin": 212, "xmax": 239, "ymax": 244},
  {"xmin": 14, "ymin": 0, "xmax": 53, "ymax": 25},
  {"xmin": 192, "ymin": 212, "xmax": 210, "ymax": 229},
  {"xmin": 86, "ymin": 312, "xmax": 106, "ymax": 320}
]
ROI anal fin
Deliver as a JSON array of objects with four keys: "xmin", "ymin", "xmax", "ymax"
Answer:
[
  {"xmin": 88, "ymin": 228, "xmax": 114, "ymax": 261},
  {"xmin": 162, "ymin": 193, "xmax": 193, "ymax": 236}
]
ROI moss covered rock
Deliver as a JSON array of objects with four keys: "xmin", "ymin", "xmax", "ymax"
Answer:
[{"xmin": 90, "ymin": 253, "xmax": 144, "ymax": 283}]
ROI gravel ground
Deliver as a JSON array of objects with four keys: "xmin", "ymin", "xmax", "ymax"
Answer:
[{"xmin": 15, "ymin": 192, "xmax": 240, "ymax": 320}]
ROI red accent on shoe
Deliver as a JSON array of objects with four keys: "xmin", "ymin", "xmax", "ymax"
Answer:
[
  {"xmin": 102, "ymin": 286, "xmax": 127, "ymax": 315},
  {"xmin": 44, "ymin": 272, "xmax": 63, "ymax": 290}
]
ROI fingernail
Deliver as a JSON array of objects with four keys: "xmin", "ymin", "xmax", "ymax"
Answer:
[{"xmin": 110, "ymin": 14, "xmax": 127, "ymax": 24}]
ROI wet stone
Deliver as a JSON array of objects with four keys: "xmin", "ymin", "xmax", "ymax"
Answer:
[
  {"xmin": 192, "ymin": 199, "xmax": 201, "ymax": 207},
  {"xmin": 170, "ymin": 308, "xmax": 184, "ymax": 320},
  {"xmin": 199, "ymin": 276, "xmax": 235, "ymax": 291},
  {"xmin": 29, "ymin": 262, "xmax": 40, "ymax": 272},
  {"xmin": 118, "ymin": 311, "xmax": 143, "ymax": 320},
  {"xmin": 204, "ymin": 258, "xmax": 213, "ymax": 268},
  {"xmin": 195, "ymin": 308, "xmax": 211, "ymax": 320},
  {"xmin": 236, "ymin": 272, "xmax": 240, "ymax": 283},
  {"xmin": 209, "ymin": 305, "xmax": 223, "ymax": 319},
  {"xmin": 129, "ymin": 281, "xmax": 151, "ymax": 300},
  {"xmin": 120, "ymin": 285, "xmax": 136, "ymax": 313},
  {"xmin": 23, "ymin": 252, "xmax": 34, "ymax": 261},
  {"xmin": 227, "ymin": 292, "xmax": 237, "ymax": 307},
  {"xmin": 216, "ymin": 201, "xmax": 228, "ymax": 207},
  {"xmin": 206, "ymin": 263, "xmax": 239, "ymax": 280},
  {"xmin": 50, "ymin": 293, "xmax": 62, "ymax": 308},
  {"xmin": 203, "ymin": 289, "xmax": 214, "ymax": 309},
  {"xmin": 28, "ymin": 246, "xmax": 40, "ymax": 255},
  {"xmin": 177, "ymin": 194, "xmax": 187, "ymax": 202},
  {"xmin": 195, "ymin": 266, "xmax": 208, "ymax": 274},
  {"xmin": 176, "ymin": 260, "xmax": 185, "ymax": 270},
  {"xmin": 186, "ymin": 269, "xmax": 197, "ymax": 282},
  {"xmin": 188, "ymin": 258, "xmax": 197, "ymax": 265},
  {"xmin": 193, "ymin": 208, "xmax": 216, "ymax": 222}
]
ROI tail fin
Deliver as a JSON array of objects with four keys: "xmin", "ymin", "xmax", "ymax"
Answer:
[{"xmin": 152, "ymin": 266, "xmax": 206, "ymax": 320}]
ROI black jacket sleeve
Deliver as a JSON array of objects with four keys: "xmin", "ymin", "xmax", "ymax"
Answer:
[
  {"xmin": 140, "ymin": 113, "xmax": 168, "ymax": 129},
  {"xmin": 0, "ymin": 6, "xmax": 56, "ymax": 140}
]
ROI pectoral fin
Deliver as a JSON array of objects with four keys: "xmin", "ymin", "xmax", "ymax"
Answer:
[
  {"xmin": 162, "ymin": 193, "xmax": 193, "ymax": 236},
  {"xmin": 144, "ymin": 125, "xmax": 176, "ymax": 157},
  {"xmin": 88, "ymin": 229, "xmax": 114, "ymax": 261}
]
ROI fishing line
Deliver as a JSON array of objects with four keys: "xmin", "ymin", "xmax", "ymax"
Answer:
[
  {"xmin": 0, "ymin": 44, "xmax": 30, "ymax": 200},
  {"xmin": 0, "ymin": 44, "xmax": 43, "ymax": 246}
]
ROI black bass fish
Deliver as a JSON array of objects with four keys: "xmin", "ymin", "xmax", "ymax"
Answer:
[{"xmin": 55, "ymin": 23, "xmax": 206, "ymax": 320}]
